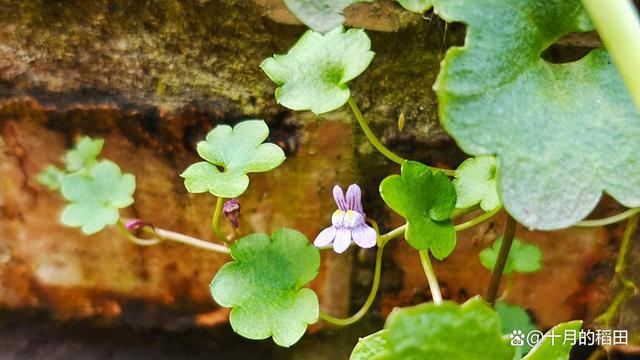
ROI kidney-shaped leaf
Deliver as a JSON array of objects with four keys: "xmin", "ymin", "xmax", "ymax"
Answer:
[
  {"xmin": 283, "ymin": 0, "xmax": 374, "ymax": 33},
  {"xmin": 372, "ymin": 297, "xmax": 514, "ymax": 360},
  {"xmin": 60, "ymin": 160, "xmax": 135, "ymax": 234},
  {"xmin": 181, "ymin": 120, "xmax": 285, "ymax": 198},
  {"xmin": 261, "ymin": 26, "xmax": 374, "ymax": 115},
  {"xmin": 434, "ymin": 0, "xmax": 640, "ymax": 230},
  {"xmin": 350, "ymin": 330, "xmax": 390, "ymax": 360},
  {"xmin": 379, "ymin": 160, "xmax": 456, "ymax": 259},
  {"xmin": 210, "ymin": 228, "xmax": 320, "ymax": 347}
]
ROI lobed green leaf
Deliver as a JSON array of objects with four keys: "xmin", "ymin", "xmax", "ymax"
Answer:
[
  {"xmin": 479, "ymin": 237, "xmax": 542, "ymax": 274},
  {"xmin": 434, "ymin": 0, "xmax": 640, "ymax": 230},
  {"xmin": 261, "ymin": 26, "xmax": 374, "ymax": 115},
  {"xmin": 454, "ymin": 156, "xmax": 500, "ymax": 212},
  {"xmin": 210, "ymin": 228, "xmax": 320, "ymax": 347},
  {"xmin": 283, "ymin": 0, "xmax": 374, "ymax": 33},
  {"xmin": 379, "ymin": 160, "xmax": 456, "ymax": 259},
  {"xmin": 181, "ymin": 120, "xmax": 285, "ymax": 198}
]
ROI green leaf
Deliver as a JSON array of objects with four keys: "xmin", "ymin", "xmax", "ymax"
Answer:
[
  {"xmin": 36, "ymin": 165, "xmax": 65, "ymax": 191},
  {"xmin": 350, "ymin": 330, "xmax": 390, "ymax": 360},
  {"xmin": 496, "ymin": 301, "xmax": 537, "ymax": 355},
  {"xmin": 181, "ymin": 120, "xmax": 285, "ymax": 198},
  {"xmin": 379, "ymin": 160, "xmax": 456, "ymax": 260},
  {"xmin": 261, "ymin": 26, "xmax": 374, "ymax": 115},
  {"xmin": 210, "ymin": 228, "xmax": 320, "ymax": 347},
  {"xmin": 373, "ymin": 297, "xmax": 514, "ymax": 360},
  {"xmin": 454, "ymin": 156, "xmax": 500, "ymax": 211},
  {"xmin": 433, "ymin": 0, "xmax": 640, "ymax": 230},
  {"xmin": 283, "ymin": 0, "xmax": 374, "ymax": 33},
  {"xmin": 64, "ymin": 136, "xmax": 104, "ymax": 172},
  {"xmin": 522, "ymin": 321, "xmax": 582, "ymax": 360},
  {"xmin": 397, "ymin": 0, "xmax": 433, "ymax": 13},
  {"xmin": 479, "ymin": 238, "xmax": 542, "ymax": 274},
  {"xmin": 60, "ymin": 160, "xmax": 135, "ymax": 234}
]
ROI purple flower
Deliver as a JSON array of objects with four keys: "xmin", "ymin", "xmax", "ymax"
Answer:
[
  {"xmin": 223, "ymin": 199, "xmax": 241, "ymax": 228},
  {"xmin": 314, "ymin": 184, "xmax": 377, "ymax": 253}
]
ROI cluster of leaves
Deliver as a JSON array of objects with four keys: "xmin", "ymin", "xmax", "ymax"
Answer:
[
  {"xmin": 37, "ymin": 137, "xmax": 136, "ymax": 234},
  {"xmin": 350, "ymin": 297, "xmax": 581, "ymax": 360}
]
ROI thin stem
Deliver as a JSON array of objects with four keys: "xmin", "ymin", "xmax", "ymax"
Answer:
[
  {"xmin": 595, "ymin": 213, "xmax": 639, "ymax": 327},
  {"xmin": 348, "ymin": 97, "xmax": 405, "ymax": 166},
  {"xmin": 486, "ymin": 215, "xmax": 517, "ymax": 305},
  {"xmin": 212, "ymin": 197, "xmax": 230, "ymax": 244},
  {"xmin": 118, "ymin": 219, "xmax": 230, "ymax": 254},
  {"xmin": 419, "ymin": 250, "xmax": 443, "ymax": 305},
  {"xmin": 319, "ymin": 241, "xmax": 387, "ymax": 326},
  {"xmin": 454, "ymin": 206, "xmax": 501, "ymax": 232},
  {"xmin": 581, "ymin": 0, "xmax": 640, "ymax": 110},
  {"xmin": 575, "ymin": 208, "xmax": 640, "ymax": 227},
  {"xmin": 378, "ymin": 224, "xmax": 407, "ymax": 246}
]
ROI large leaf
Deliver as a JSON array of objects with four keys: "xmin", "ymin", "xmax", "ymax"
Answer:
[
  {"xmin": 372, "ymin": 297, "xmax": 514, "ymax": 360},
  {"xmin": 479, "ymin": 237, "xmax": 542, "ymax": 274},
  {"xmin": 181, "ymin": 120, "xmax": 285, "ymax": 198},
  {"xmin": 523, "ymin": 321, "xmax": 582, "ymax": 360},
  {"xmin": 261, "ymin": 26, "xmax": 374, "ymax": 115},
  {"xmin": 379, "ymin": 160, "xmax": 456, "ymax": 259},
  {"xmin": 60, "ymin": 160, "xmax": 135, "ymax": 234},
  {"xmin": 283, "ymin": 0, "xmax": 374, "ymax": 33},
  {"xmin": 433, "ymin": 0, "xmax": 640, "ymax": 230},
  {"xmin": 210, "ymin": 228, "xmax": 320, "ymax": 347},
  {"xmin": 350, "ymin": 330, "xmax": 390, "ymax": 360}
]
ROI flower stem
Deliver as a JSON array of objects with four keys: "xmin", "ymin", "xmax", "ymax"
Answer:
[
  {"xmin": 378, "ymin": 224, "xmax": 407, "ymax": 246},
  {"xmin": 581, "ymin": 0, "xmax": 640, "ymax": 110},
  {"xmin": 486, "ymin": 215, "xmax": 517, "ymax": 305},
  {"xmin": 575, "ymin": 207, "xmax": 640, "ymax": 227},
  {"xmin": 419, "ymin": 250, "xmax": 443, "ymax": 305},
  {"xmin": 117, "ymin": 219, "xmax": 230, "ymax": 254},
  {"xmin": 319, "ymin": 241, "xmax": 387, "ymax": 326},
  {"xmin": 347, "ymin": 97, "xmax": 456, "ymax": 176},
  {"xmin": 348, "ymin": 97, "xmax": 405, "ymax": 165},
  {"xmin": 454, "ymin": 206, "xmax": 501, "ymax": 232},
  {"xmin": 595, "ymin": 213, "xmax": 638, "ymax": 327},
  {"xmin": 212, "ymin": 196, "xmax": 230, "ymax": 244}
]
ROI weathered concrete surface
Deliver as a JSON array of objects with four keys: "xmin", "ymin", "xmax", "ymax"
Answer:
[{"xmin": 0, "ymin": 0, "xmax": 633, "ymax": 355}]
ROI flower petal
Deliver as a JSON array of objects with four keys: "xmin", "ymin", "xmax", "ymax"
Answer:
[
  {"xmin": 333, "ymin": 228, "xmax": 352, "ymax": 254},
  {"xmin": 346, "ymin": 184, "xmax": 364, "ymax": 214},
  {"xmin": 333, "ymin": 185, "xmax": 347, "ymax": 211},
  {"xmin": 352, "ymin": 224, "xmax": 377, "ymax": 249},
  {"xmin": 331, "ymin": 210, "xmax": 345, "ymax": 227},
  {"xmin": 314, "ymin": 226, "xmax": 337, "ymax": 247}
]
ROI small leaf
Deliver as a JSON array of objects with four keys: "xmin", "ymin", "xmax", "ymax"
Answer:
[
  {"xmin": 36, "ymin": 165, "xmax": 65, "ymax": 191},
  {"xmin": 261, "ymin": 26, "xmax": 374, "ymax": 115},
  {"xmin": 522, "ymin": 321, "xmax": 582, "ymax": 360},
  {"xmin": 60, "ymin": 160, "xmax": 135, "ymax": 234},
  {"xmin": 479, "ymin": 237, "xmax": 542, "ymax": 274},
  {"xmin": 64, "ymin": 136, "xmax": 104, "ymax": 172},
  {"xmin": 496, "ymin": 301, "xmax": 537, "ymax": 355},
  {"xmin": 210, "ymin": 228, "xmax": 321, "ymax": 347},
  {"xmin": 379, "ymin": 160, "xmax": 456, "ymax": 259},
  {"xmin": 397, "ymin": 0, "xmax": 433, "ymax": 13},
  {"xmin": 373, "ymin": 297, "xmax": 514, "ymax": 359},
  {"xmin": 434, "ymin": 0, "xmax": 640, "ymax": 230},
  {"xmin": 283, "ymin": 0, "xmax": 374, "ymax": 33},
  {"xmin": 181, "ymin": 120, "xmax": 285, "ymax": 198},
  {"xmin": 350, "ymin": 330, "xmax": 390, "ymax": 360},
  {"xmin": 454, "ymin": 156, "xmax": 500, "ymax": 211}
]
